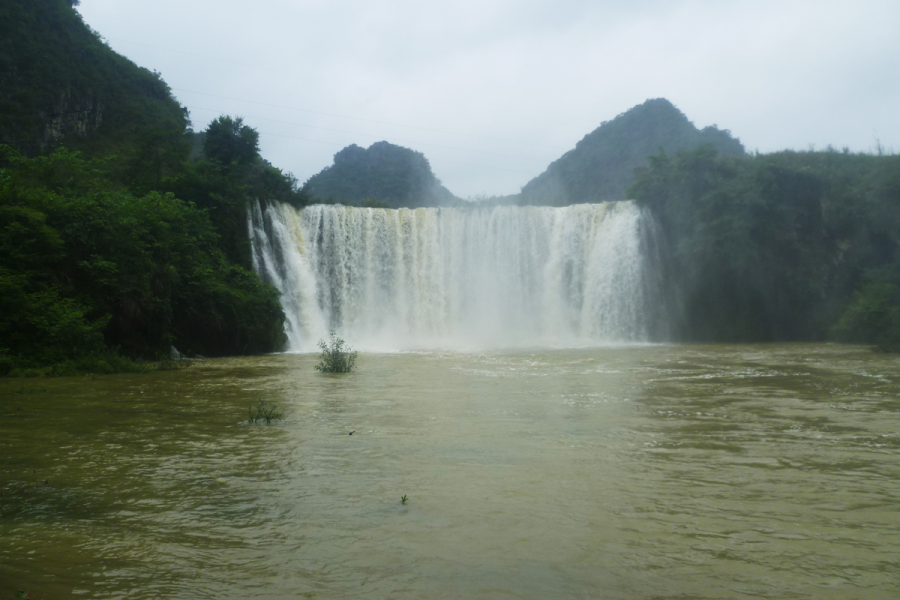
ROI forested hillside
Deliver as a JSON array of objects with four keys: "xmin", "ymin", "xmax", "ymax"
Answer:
[
  {"xmin": 520, "ymin": 98, "xmax": 744, "ymax": 205},
  {"xmin": 302, "ymin": 141, "xmax": 461, "ymax": 208},
  {"xmin": 630, "ymin": 147, "xmax": 900, "ymax": 350},
  {"xmin": 0, "ymin": 0, "xmax": 306, "ymax": 375},
  {"xmin": 0, "ymin": 0, "xmax": 187, "ymax": 165}
]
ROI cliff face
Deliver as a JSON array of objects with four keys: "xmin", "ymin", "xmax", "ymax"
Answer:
[
  {"xmin": 0, "ymin": 0, "xmax": 187, "ymax": 155},
  {"xmin": 42, "ymin": 91, "xmax": 104, "ymax": 143},
  {"xmin": 519, "ymin": 98, "xmax": 745, "ymax": 205}
]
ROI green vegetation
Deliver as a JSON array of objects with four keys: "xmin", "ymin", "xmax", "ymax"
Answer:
[
  {"xmin": 0, "ymin": 146, "xmax": 287, "ymax": 375},
  {"xmin": 0, "ymin": 0, "xmax": 318, "ymax": 375},
  {"xmin": 401, "ymin": 495, "xmax": 408, "ymax": 504},
  {"xmin": 0, "ymin": 0, "xmax": 188, "ymax": 165},
  {"xmin": 302, "ymin": 141, "xmax": 461, "ymax": 208},
  {"xmin": 520, "ymin": 98, "xmax": 744, "ymax": 205},
  {"xmin": 248, "ymin": 398, "xmax": 284, "ymax": 424},
  {"xmin": 832, "ymin": 276, "xmax": 900, "ymax": 351},
  {"xmin": 162, "ymin": 117, "xmax": 309, "ymax": 269},
  {"xmin": 315, "ymin": 332, "xmax": 358, "ymax": 373},
  {"xmin": 629, "ymin": 147, "xmax": 900, "ymax": 349}
]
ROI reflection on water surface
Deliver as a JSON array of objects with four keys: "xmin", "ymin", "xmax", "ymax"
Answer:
[{"xmin": 1, "ymin": 344, "xmax": 899, "ymax": 599}]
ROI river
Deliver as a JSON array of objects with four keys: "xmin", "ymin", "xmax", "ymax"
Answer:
[{"xmin": 1, "ymin": 343, "xmax": 898, "ymax": 598}]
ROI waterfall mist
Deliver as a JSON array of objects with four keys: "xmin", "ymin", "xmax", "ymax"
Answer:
[{"xmin": 249, "ymin": 202, "xmax": 666, "ymax": 351}]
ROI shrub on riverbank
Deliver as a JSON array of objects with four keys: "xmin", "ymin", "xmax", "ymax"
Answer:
[{"xmin": 0, "ymin": 351, "xmax": 195, "ymax": 378}]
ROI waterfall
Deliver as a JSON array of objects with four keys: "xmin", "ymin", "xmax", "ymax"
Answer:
[{"xmin": 249, "ymin": 201, "xmax": 666, "ymax": 351}]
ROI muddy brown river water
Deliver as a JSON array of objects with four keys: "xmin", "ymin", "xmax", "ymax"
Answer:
[{"xmin": 1, "ymin": 344, "xmax": 899, "ymax": 599}]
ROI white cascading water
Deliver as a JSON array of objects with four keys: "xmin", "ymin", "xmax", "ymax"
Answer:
[{"xmin": 249, "ymin": 201, "xmax": 665, "ymax": 351}]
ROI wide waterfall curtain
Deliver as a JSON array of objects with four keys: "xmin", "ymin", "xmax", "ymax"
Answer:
[{"xmin": 249, "ymin": 201, "xmax": 665, "ymax": 351}]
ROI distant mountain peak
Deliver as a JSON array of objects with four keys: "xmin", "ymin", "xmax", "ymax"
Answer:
[
  {"xmin": 302, "ymin": 141, "xmax": 459, "ymax": 208},
  {"xmin": 519, "ymin": 98, "xmax": 744, "ymax": 205}
]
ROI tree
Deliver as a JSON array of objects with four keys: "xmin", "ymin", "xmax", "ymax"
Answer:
[
  {"xmin": 125, "ymin": 127, "xmax": 191, "ymax": 193},
  {"xmin": 203, "ymin": 116, "xmax": 259, "ymax": 166}
]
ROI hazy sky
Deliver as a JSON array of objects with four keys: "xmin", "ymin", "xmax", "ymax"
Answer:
[{"xmin": 77, "ymin": 0, "xmax": 899, "ymax": 198}]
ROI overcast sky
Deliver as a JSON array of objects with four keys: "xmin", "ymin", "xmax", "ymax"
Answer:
[{"xmin": 78, "ymin": 0, "xmax": 899, "ymax": 198}]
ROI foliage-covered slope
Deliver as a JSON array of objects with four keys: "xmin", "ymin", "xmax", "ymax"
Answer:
[
  {"xmin": 0, "ymin": 147, "xmax": 286, "ymax": 375},
  {"xmin": 520, "ymin": 98, "xmax": 744, "ymax": 205},
  {"xmin": 630, "ymin": 147, "xmax": 900, "ymax": 350},
  {"xmin": 0, "ymin": 1, "xmax": 309, "ymax": 373},
  {"xmin": 302, "ymin": 141, "xmax": 461, "ymax": 208},
  {"xmin": 0, "ymin": 0, "xmax": 188, "ymax": 162}
]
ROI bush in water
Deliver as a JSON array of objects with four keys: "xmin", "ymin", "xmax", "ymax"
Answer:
[
  {"xmin": 315, "ymin": 332, "xmax": 357, "ymax": 373},
  {"xmin": 248, "ymin": 398, "xmax": 284, "ymax": 424}
]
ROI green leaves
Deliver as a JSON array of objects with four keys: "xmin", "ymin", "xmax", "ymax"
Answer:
[
  {"xmin": 0, "ymin": 269, "xmax": 107, "ymax": 373},
  {"xmin": 832, "ymin": 272, "xmax": 900, "ymax": 351},
  {"xmin": 630, "ymin": 147, "xmax": 900, "ymax": 347},
  {"xmin": 0, "ymin": 0, "xmax": 305, "ymax": 372},
  {"xmin": 0, "ymin": 144, "xmax": 286, "ymax": 373},
  {"xmin": 204, "ymin": 116, "xmax": 260, "ymax": 167},
  {"xmin": 315, "ymin": 332, "xmax": 358, "ymax": 373}
]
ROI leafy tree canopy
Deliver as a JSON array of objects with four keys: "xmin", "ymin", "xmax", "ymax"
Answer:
[
  {"xmin": 629, "ymin": 146, "xmax": 900, "ymax": 349},
  {"xmin": 0, "ymin": 145, "xmax": 286, "ymax": 375},
  {"xmin": 204, "ymin": 116, "xmax": 260, "ymax": 166}
]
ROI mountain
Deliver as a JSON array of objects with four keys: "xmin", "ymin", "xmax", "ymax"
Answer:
[
  {"xmin": 302, "ymin": 141, "xmax": 461, "ymax": 208},
  {"xmin": 519, "ymin": 98, "xmax": 745, "ymax": 205},
  {"xmin": 0, "ymin": 0, "xmax": 188, "ymax": 159}
]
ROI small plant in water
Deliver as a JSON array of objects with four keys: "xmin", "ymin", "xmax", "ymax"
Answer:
[
  {"xmin": 401, "ymin": 495, "xmax": 408, "ymax": 504},
  {"xmin": 315, "ymin": 331, "xmax": 358, "ymax": 373},
  {"xmin": 248, "ymin": 398, "xmax": 284, "ymax": 424}
]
